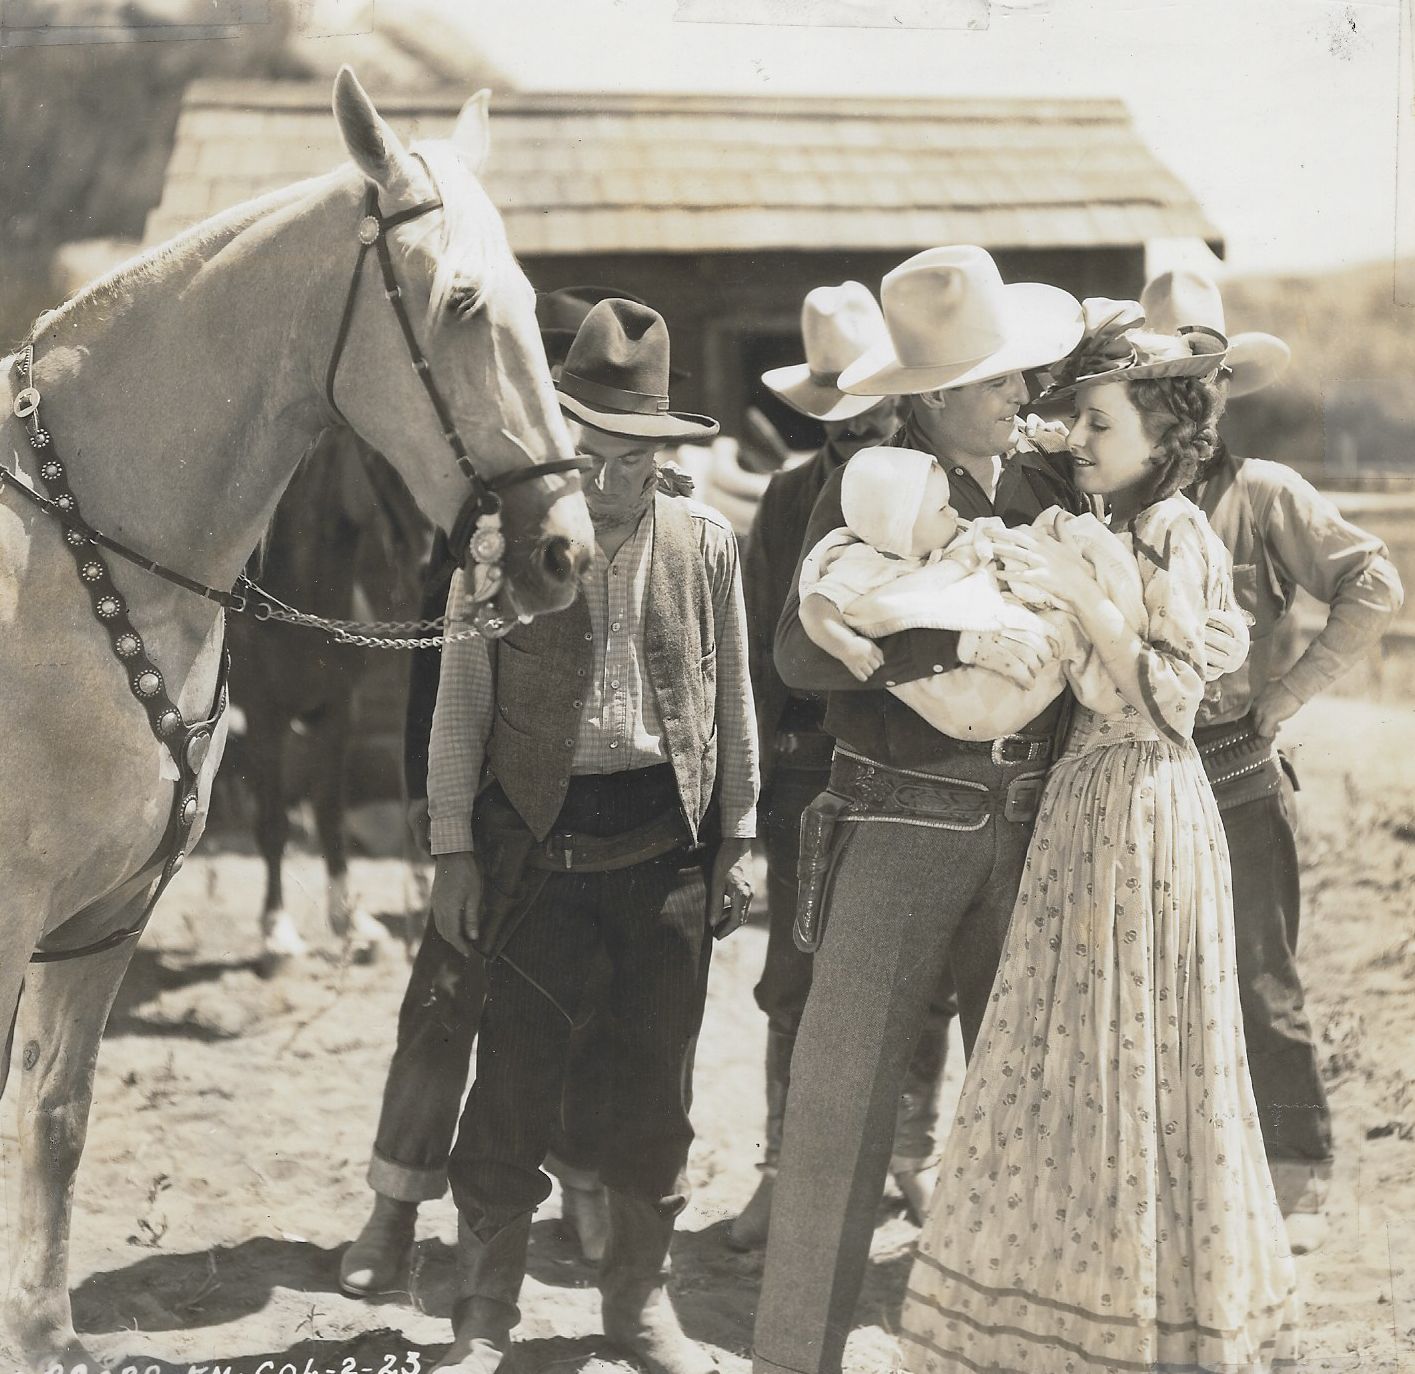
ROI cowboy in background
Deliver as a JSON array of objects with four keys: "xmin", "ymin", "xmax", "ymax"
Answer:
[
  {"xmin": 731, "ymin": 281, "xmax": 954, "ymax": 1251},
  {"xmin": 753, "ymin": 246, "xmax": 1088, "ymax": 1374},
  {"xmin": 427, "ymin": 299, "xmax": 757, "ymax": 1374},
  {"xmin": 1144, "ymin": 268, "xmax": 1405, "ymax": 1253},
  {"xmin": 339, "ymin": 288, "xmax": 639, "ymax": 1303}
]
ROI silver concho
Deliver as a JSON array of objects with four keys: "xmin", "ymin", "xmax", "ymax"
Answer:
[
  {"xmin": 116, "ymin": 632, "xmax": 142, "ymax": 658},
  {"xmin": 469, "ymin": 524, "xmax": 506, "ymax": 565},
  {"xmin": 158, "ymin": 708, "xmax": 182, "ymax": 735},
  {"xmin": 180, "ymin": 793, "xmax": 199, "ymax": 826},
  {"xmin": 134, "ymin": 669, "xmax": 163, "ymax": 698},
  {"xmin": 97, "ymin": 595, "xmax": 122, "ymax": 619},
  {"xmin": 357, "ymin": 216, "xmax": 381, "ymax": 246}
]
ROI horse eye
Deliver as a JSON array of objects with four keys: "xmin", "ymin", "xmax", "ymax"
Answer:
[{"xmin": 446, "ymin": 285, "xmax": 484, "ymax": 319}]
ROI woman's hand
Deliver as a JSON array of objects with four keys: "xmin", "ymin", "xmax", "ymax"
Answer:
[{"xmin": 991, "ymin": 527, "xmax": 1099, "ymax": 613}]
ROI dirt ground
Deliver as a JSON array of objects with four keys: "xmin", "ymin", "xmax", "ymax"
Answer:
[{"xmin": 3, "ymin": 694, "xmax": 1414, "ymax": 1374}]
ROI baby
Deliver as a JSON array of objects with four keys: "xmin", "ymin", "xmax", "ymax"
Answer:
[{"xmin": 797, "ymin": 446, "xmax": 1148, "ymax": 740}]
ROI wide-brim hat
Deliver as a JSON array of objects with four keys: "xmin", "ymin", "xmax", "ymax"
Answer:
[
  {"xmin": 838, "ymin": 245, "xmax": 1084, "ymax": 397},
  {"xmin": 1140, "ymin": 269, "xmax": 1290, "ymax": 398},
  {"xmin": 556, "ymin": 299, "xmax": 719, "ymax": 441},
  {"xmin": 1042, "ymin": 298, "xmax": 1229, "ymax": 399},
  {"xmin": 762, "ymin": 281, "xmax": 894, "ymax": 421},
  {"xmin": 536, "ymin": 286, "xmax": 645, "ymax": 369}
]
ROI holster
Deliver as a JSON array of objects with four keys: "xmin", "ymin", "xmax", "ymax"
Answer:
[
  {"xmin": 1002, "ymin": 771, "xmax": 1048, "ymax": 824},
  {"xmin": 794, "ymin": 789, "xmax": 852, "ymax": 953}
]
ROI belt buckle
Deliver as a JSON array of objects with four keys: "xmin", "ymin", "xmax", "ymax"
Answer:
[{"xmin": 991, "ymin": 736, "xmax": 1017, "ymax": 766}]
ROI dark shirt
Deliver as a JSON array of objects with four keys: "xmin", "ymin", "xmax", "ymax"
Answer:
[
  {"xmin": 742, "ymin": 439, "xmax": 848, "ymax": 783},
  {"xmin": 773, "ymin": 422, "xmax": 1083, "ymax": 768}
]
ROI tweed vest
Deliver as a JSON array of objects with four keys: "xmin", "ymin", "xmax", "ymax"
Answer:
[{"xmin": 485, "ymin": 494, "xmax": 719, "ymax": 842}]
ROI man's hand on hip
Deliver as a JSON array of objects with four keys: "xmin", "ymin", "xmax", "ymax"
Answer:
[
  {"xmin": 431, "ymin": 851, "xmax": 482, "ymax": 956},
  {"xmin": 708, "ymin": 836, "xmax": 754, "ymax": 940}
]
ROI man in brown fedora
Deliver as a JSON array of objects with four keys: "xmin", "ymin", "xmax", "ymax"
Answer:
[
  {"xmin": 337, "ymin": 288, "xmax": 648, "ymax": 1303},
  {"xmin": 1144, "ymin": 268, "xmax": 1405, "ymax": 1254},
  {"xmin": 427, "ymin": 298, "xmax": 757, "ymax": 1374},
  {"xmin": 754, "ymin": 245, "xmax": 1088, "ymax": 1374},
  {"xmin": 733, "ymin": 281, "xmax": 954, "ymax": 1249}
]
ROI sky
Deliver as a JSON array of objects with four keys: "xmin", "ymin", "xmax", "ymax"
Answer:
[{"xmin": 415, "ymin": 0, "xmax": 1407, "ymax": 280}]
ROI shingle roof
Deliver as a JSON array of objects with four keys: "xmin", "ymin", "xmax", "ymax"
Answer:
[{"xmin": 144, "ymin": 82, "xmax": 1222, "ymax": 255}]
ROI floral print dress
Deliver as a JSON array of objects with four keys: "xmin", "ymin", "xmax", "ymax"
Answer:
[{"xmin": 900, "ymin": 496, "xmax": 1301, "ymax": 1373}]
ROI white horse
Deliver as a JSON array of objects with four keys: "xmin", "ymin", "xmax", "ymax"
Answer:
[{"xmin": 0, "ymin": 69, "xmax": 592, "ymax": 1367}]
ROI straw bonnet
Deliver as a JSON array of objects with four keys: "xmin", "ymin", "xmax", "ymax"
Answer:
[
  {"xmin": 838, "ymin": 246, "xmax": 1084, "ymax": 397},
  {"xmin": 762, "ymin": 282, "xmax": 893, "ymax": 421},
  {"xmin": 556, "ymin": 299, "xmax": 718, "ymax": 441},
  {"xmin": 1140, "ymin": 270, "xmax": 1291, "ymax": 398},
  {"xmin": 1043, "ymin": 298, "xmax": 1229, "ymax": 399}
]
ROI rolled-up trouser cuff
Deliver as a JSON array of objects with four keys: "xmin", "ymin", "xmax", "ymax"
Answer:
[{"xmin": 368, "ymin": 1150, "xmax": 448, "ymax": 1203}]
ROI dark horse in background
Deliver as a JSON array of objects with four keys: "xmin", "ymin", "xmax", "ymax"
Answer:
[{"xmin": 228, "ymin": 426, "xmax": 429, "ymax": 974}]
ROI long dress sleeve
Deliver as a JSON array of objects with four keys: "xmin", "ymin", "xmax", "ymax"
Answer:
[{"xmin": 1129, "ymin": 500, "xmax": 1248, "ymax": 746}]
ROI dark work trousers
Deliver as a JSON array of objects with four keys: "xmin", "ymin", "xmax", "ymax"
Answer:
[
  {"xmin": 367, "ymin": 919, "xmax": 612, "ymax": 1202},
  {"xmin": 1226, "ymin": 766, "xmax": 1333, "ymax": 1164},
  {"xmin": 753, "ymin": 749, "xmax": 1040, "ymax": 1374},
  {"xmin": 449, "ymin": 765, "xmax": 713, "ymax": 1240},
  {"xmin": 753, "ymin": 756, "xmax": 957, "ymax": 1168}
]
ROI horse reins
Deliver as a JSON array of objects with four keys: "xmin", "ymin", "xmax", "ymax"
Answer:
[{"xmin": 3, "ymin": 174, "xmax": 587, "ymax": 963}]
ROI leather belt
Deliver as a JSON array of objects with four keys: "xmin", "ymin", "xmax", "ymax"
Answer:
[
  {"xmin": 1193, "ymin": 713, "xmax": 1282, "ymax": 811},
  {"xmin": 830, "ymin": 747, "xmax": 1048, "ymax": 829},
  {"xmin": 529, "ymin": 808, "xmax": 694, "ymax": 873}
]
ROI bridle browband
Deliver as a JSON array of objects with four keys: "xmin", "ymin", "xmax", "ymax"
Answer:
[{"xmin": 324, "ymin": 173, "xmax": 587, "ymax": 604}]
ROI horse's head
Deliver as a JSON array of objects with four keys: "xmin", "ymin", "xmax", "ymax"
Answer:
[{"xmin": 327, "ymin": 68, "xmax": 592, "ymax": 631}]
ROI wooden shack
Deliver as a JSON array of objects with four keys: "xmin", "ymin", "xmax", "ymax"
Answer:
[{"xmin": 146, "ymin": 83, "xmax": 1221, "ymax": 448}]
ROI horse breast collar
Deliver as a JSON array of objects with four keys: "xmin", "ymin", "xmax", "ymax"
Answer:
[{"xmin": 6, "ymin": 343, "xmax": 227, "ymax": 962}]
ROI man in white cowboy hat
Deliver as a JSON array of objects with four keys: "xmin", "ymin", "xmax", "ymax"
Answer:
[
  {"xmin": 753, "ymin": 245, "xmax": 1088, "ymax": 1374},
  {"xmin": 426, "ymin": 297, "xmax": 758, "ymax": 1374},
  {"xmin": 733, "ymin": 281, "xmax": 955, "ymax": 1250},
  {"xmin": 1144, "ymin": 267, "xmax": 1405, "ymax": 1253}
]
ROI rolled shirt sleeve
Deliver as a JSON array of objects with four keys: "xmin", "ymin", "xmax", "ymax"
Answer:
[
  {"xmin": 427, "ymin": 569, "xmax": 496, "ymax": 856},
  {"xmin": 1259, "ymin": 467, "xmax": 1405, "ymax": 705}
]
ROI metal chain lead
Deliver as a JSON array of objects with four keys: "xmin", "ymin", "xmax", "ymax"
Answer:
[{"xmin": 236, "ymin": 577, "xmax": 485, "ymax": 649}]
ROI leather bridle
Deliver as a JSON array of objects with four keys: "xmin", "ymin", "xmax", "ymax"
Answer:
[{"xmin": 323, "ymin": 175, "xmax": 588, "ymax": 623}]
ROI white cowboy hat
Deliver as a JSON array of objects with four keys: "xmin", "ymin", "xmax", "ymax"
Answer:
[
  {"xmin": 838, "ymin": 246, "xmax": 1084, "ymax": 397},
  {"xmin": 1140, "ymin": 270, "xmax": 1291, "ymax": 399},
  {"xmin": 762, "ymin": 282, "xmax": 894, "ymax": 421}
]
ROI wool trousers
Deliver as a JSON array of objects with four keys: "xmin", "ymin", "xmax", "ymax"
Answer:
[{"xmin": 753, "ymin": 749, "xmax": 1038, "ymax": 1374}]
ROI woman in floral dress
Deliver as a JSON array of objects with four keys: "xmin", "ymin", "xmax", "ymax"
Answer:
[{"xmin": 900, "ymin": 315, "xmax": 1301, "ymax": 1373}]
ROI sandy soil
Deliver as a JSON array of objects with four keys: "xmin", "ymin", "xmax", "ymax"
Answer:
[{"xmin": 2, "ymin": 694, "xmax": 1413, "ymax": 1374}]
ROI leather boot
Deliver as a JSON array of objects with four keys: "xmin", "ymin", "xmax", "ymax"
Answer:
[
  {"xmin": 726, "ymin": 1026, "xmax": 792, "ymax": 1251},
  {"xmin": 338, "ymin": 1194, "xmax": 418, "ymax": 1297},
  {"xmin": 600, "ymin": 1191, "xmax": 717, "ymax": 1374},
  {"xmin": 432, "ymin": 1213, "xmax": 532, "ymax": 1373}
]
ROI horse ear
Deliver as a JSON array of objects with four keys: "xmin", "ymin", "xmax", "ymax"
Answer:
[
  {"xmin": 450, "ymin": 89, "xmax": 492, "ymax": 173},
  {"xmin": 333, "ymin": 66, "xmax": 417, "ymax": 191}
]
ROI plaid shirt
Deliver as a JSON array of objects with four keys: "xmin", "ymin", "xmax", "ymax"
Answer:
[{"xmin": 429, "ymin": 502, "xmax": 758, "ymax": 854}]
